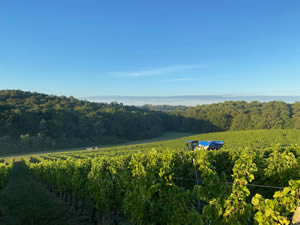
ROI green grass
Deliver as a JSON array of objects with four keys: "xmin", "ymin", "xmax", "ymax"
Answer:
[
  {"xmin": 6, "ymin": 129, "xmax": 300, "ymax": 162},
  {"xmin": 2, "ymin": 131, "xmax": 195, "ymax": 162},
  {"xmin": 51, "ymin": 129, "xmax": 300, "ymax": 159}
]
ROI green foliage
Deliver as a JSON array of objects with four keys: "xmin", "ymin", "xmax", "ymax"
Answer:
[
  {"xmin": 0, "ymin": 159, "xmax": 13, "ymax": 189},
  {"xmin": 252, "ymin": 180, "xmax": 300, "ymax": 225},
  {"xmin": 175, "ymin": 100, "xmax": 295, "ymax": 131},
  {"xmin": 222, "ymin": 149, "xmax": 257, "ymax": 224},
  {"xmin": 263, "ymin": 147, "xmax": 299, "ymax": 187},
  {"xmin": 71, "ymin": 159, "xmax": 91, "ymax": 199}
]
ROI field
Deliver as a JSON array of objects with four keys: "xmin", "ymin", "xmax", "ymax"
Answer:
[
  {"xmin": 1, "ymin": 129, "xmax": 300, "ymax": 224},
  {"xmin": 1, "ymin": 131, "xmax": 195, "ymax": 162}
]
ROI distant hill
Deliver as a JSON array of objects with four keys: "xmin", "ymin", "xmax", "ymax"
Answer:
[
  {"xmin": 1, "ymin": 89, "xmax": 300, "ymax": 155},
  {"xmin": 140, "ymin": 104, "xmax": 188, "ymax": 112}
]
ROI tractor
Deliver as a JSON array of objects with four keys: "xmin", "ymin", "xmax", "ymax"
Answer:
[{"xmin": 185, "ymin": 140, "xmax": 224, "ymax": 151}]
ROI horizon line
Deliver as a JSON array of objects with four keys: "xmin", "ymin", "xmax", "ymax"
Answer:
[{"xmin": 83, "ymin": 94, "xmax": 300, "ymax": 98}]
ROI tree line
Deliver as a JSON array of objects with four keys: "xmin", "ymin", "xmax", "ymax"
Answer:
[
  {"xmin": 144, "ymin": 101, "xmax": 300, "ymax": 131},
  {"xmin": 1, "ymin": 90, "xmax": 300, "ymax": 154}
]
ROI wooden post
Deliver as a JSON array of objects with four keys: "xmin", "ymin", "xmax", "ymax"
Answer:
[
  {"xmin": 193, "ymin": 158, "xmax": 201, "ymax": 211},
  {"xmin": 91, "ymin": 207, "xmax": 97, "ymax": 225},
  {"xmin": 80, "ymin": 200, "xmax": 85, "ymax": 215},
  {"xmin": 293, "ymin": 204, "xmax": 300, "ymax": 225}
]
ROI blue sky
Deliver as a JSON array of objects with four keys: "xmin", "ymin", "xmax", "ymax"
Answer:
[{"xmin": 1, "ymin": 0, "xmax": 300, "ymax": 98}]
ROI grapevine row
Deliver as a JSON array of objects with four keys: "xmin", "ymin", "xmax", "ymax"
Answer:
[
  {"xmin": 25, "ymin": 146, "xmax": 300, "ymax": 224},
  {"xmin": 0, "ymin": 159, "xmax": 13, "ymax": 190}
]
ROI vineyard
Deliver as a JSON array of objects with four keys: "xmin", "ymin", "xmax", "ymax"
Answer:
[
  {"xmin": 0, "ymin": 159, "xmax": 13, "ymax": 190},
  {"xmin": 19, "ymin": 129, "xmax": 300, "ymax": 225}
]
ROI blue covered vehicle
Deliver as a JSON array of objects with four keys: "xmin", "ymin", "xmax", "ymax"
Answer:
[{"xmin": 185, "ymin": 140, "xmax": 224, "ymax": 151}]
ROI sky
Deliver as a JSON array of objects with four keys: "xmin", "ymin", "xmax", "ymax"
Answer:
[{"xmin": 1, "ymin": 0, "xmax": 300, "ymax": 99}]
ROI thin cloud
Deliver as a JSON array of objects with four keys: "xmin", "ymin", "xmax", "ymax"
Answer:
[
  {"xmin": 110, "ymin": 64, "xmax": 205, "ymax": 77},
  {"xmin": 166, "ymin": 78, "xmax": 196, "ymax": 82}
]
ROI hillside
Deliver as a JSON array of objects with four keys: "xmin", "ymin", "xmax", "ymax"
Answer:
[
  {"xmin": 44, "ymin": 129, "xmax": 300, "ymax": 158},
  {"xmin": 31, "ymin": 129, "xmax": 300, "ymax": 224},
  {"xmin": 1, "ymin": 129, "xmax": 299, "ymax": 225},
  {"xmin": 0, "ymin": 90, "xmax": 179, "ymax": 154}
]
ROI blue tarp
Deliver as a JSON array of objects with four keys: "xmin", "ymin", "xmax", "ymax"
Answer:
[
  {"xmin": 185, "ymin": 140, "xmax": 224, "ymax": 150},
  {"xmin": 198, "ymin": 141, "xmax": 225, "ymax": 147},
  {"xmin": 198, "ymin": 141, "xmax": 211, "ymax": 146}
]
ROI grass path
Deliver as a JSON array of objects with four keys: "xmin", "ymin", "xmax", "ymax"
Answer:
[
  {"xmin": 0, "ymin": 162, "xmax": 89, "ymax": 225},
  {"xmin": 2, "ymin": 132, "xmax": 195, "ymax": 162}
]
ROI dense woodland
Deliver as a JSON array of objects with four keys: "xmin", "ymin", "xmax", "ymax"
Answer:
[
  {"xmin": 141, "ymin": 104, "xmax": 188, "ymax": 112},
  {"xmin": 1, "ymin": 90, "xmax": 300, "ymax": 154}
]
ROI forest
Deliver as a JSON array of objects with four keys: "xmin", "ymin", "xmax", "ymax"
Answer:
[{"xmin": 1, "ymin": 89, "xmax": 300, "ymax": 154}]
